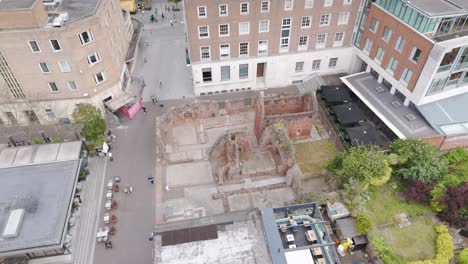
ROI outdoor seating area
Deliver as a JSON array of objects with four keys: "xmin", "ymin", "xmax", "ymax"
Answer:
[
  {"xmin": 318, "ymin": 85, "xmax": 389, "ymax": 148},
  {"xmin": 261, "ymin": 203, "xmax": 341, "ymax": 264}
]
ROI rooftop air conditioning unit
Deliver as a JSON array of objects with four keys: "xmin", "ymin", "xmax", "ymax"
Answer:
[
  {"xmin": 59, "ymin": 12, "xmax": 69, "ymax": 22},
  {"xmin": 43, "ymin": 0, "xmax": 62, "ymax": 6},
  {"xmin": 53, "ymin": 16, "xmax": 64, "ymax": 27}
]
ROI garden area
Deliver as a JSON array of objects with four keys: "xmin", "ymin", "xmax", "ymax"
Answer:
[
  {"xmin": 324, "ymin": 139, "xmax": 467, "ymax": 264},
  {"xmin": 295, "ymin": 139, "xmax": 338, "ymax": 175}
]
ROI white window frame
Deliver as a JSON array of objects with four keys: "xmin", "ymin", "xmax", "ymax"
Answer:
[
  {"xmin": 284, "ymin": 0, "xmax": 294, "ymax": 10},
  {"xmin": 320, "ymin": 14, "xmax": 331, "ymax": 26},
  {"xmin": 48, "ymin": 82, "xmax": 59, "ymax": 92},
  {"xmin": 400, "ymin": 67, "xmax": 413, "ymax": 86},
  {"xmin": 202, "ymin": 68, "xmax": 212, "ymax": 83},
  {"xmin": 324, "ymin": 0, "xmax": 333, "ymax": 7},
  {"xmin": 316, "ymin": 33, "xmax": 327, "ymax": 49},
  {"xmin": 219, "ymin": 24, "xmax": 229, "ymax": 37},
  {"xmin": 29, "ymin": 40, "xmax": 41, "ymax": 53},
  {"xmin": 258, "ymin": 40, "xmax": 268, "ymax": 56},
  {"xmin": 87, "ymin": 51, "xmax": 101, "ymax": 65},
  {"xmin": 219, "ymin": 4, "xmax": 228, "ymax": 16},
  {"xmin": 58, "ymin": 60, "xmax": 71, "ymax": 73},
  {"xmin": 220, "ymin": 44, "xmax": 230, "ymax": 60},
  {"xmin": 409, "ymin": 47, "xmax": 422, "ymax": 63},
  {"xmin": 295, "ymin": 61, "xmax": 304, "ymax": 73},
  {"xmin": 93, "ymin": 72, "xmax": 107, "ymax": 85},
  {"xmin": 305, "ymin": 0, "xmax": 314, "ymax": 8},
  {"xmin": 240, "ymin": 2, "xmax": 249, "ymax": 14},
  {"xmin": 67, "ymin": 80, "xmax": 78, "ymax": 91},
  {"xmin": 239, "ymin": 42, "xmax": 249, "ymax": 57},
  {"xmin": 198, "ymin": 25, "xmax": 209, "ymax": 39},
  {"xmin": 39, "ymin": 62, "xmax": 50, "ymax": 73},
  {"xmin": 197, "ymin": 6, "xmax": 207, "ymax": 18},
  {"xmin": 220, "ymin": 66, "xmax": 230, "ymax": 81},
  {"xmin": 239, "ymin": 64, "xmax": 249, "ymax": 79},
  {"xmin": 298, "ymin": 36, "xmax": 308, "ymax": 50},
  {"xmin": 374, "ymin": 47, "xmax": 385, "ymax": 64},
  {"xmin": 369, "ymin": 18, "xmax": 379, "ymax": 33},
  {"xmin": 363, "ymin": 38, "xmax": 373, "ymax": 54},
  {"xmin": 280, "ymin": 18, "xmax": 292, "ymax": 51},
  {"xmin": 50, "ymin": 40, "xmax": 62, "ymax": 52},
  {"xmin": 301, "ymin": 16, "xmax": 311, "ymax": 28},
  {"xmin": 334, "ymin": 32, "xmax": 344, "ymax": 47},
  {"xmin": 387, "ymin": 57, "xmax": 398, "ymax": 75},
  {"xmin": 338, "ymin": 12, "xmax": 349, "ymax": 25},
  {"xmin": 343, "ymin": 0, "xmax": 352, "ymax": 5},
  {"xmin": 261, "ymin": 1, "xmax": 270, "ymax": 12},
  {"xmin": 394, "ymin": 36, "xmax": 406, "ymax": 53},
  {"xmin": 312, "ymin": 59, "xmax": 321, "ymax": 71},
  {"xmin": 239, "ymin": 22, "xmax": 250, "ymax": 35},
  {"xmin": 382, "ymin": 26, "xmax": 392, "ymax": 42},
  {"xmin": 259, "ymin": 20, "xmax": 270, "ymax": 33},
  {"xmin": 200, "ymin": 46, "xmax": 211, "ymax": 61},
  {"xmin": 78, "ymin": 30, "xmax": 94, "ymax": 46},
  {"xmin": 328, "ymin": 58, "xmax": 338, "ymax": 68}
]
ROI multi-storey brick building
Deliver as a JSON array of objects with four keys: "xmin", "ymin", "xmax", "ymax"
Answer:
[
  {"xmin": 183, "ymin": 0, "xmax": 364, "ymax": 95},
  {"xmin": 0, "ymin": 0, "xmax": 134, "ymax": 126},
  {"xmin": 342, "ymin": 0, "xmax": 468, "ymax": 149}
]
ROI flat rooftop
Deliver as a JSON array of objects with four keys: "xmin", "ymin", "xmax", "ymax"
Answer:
[
  {"xmin": 341, "ymin": 72, "xmax": 437, "ymax": 139},
  {"xmin": 154, "ymin": 210, "xmax": 270, "ymax": 264},
  {"xmin": 407, "ymin": 0, "xmax": 468, "ymax": 17},
  {"xmin": 54, "ymin": 0, "xmax": 101, "ymax": 23},
  {"xmin": 0, "ymin": 141, "xmax": 82, "ymax": 256},
  {"xmin": 0, "ymin": 0, "xmax": 36, "ymax": 10},
  {"xmin": 0, "ymin": 141, "xmax": 82, "ymax": 168}
]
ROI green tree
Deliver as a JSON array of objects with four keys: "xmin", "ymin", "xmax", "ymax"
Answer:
[
  {"xmin": 72, "ymin": 103, "xmax": 106, "ymax": 144},
  {"xmin": 390, "ymin": 139, "xmax": 447, "ymax": 183},
  {"xmin": 335, "ymin": 145, "xmax": 392, "ymax": 187},
  {"xmin": 339, "ymin": 177, "xmax": 369, "ymax": 216}
]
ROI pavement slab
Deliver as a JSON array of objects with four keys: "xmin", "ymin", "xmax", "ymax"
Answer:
[{"xmin": 166, "ymin": 161, "xmax": 213, "ymax": 187}]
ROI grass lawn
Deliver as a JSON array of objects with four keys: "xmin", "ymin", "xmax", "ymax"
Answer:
[
  {"xmin": 363, "ymin": 183, "xmax": 431, "ymax": 226},
  {"xmin": 294, "ymin": 139, "xmax": 337, "ymax": 174},
  {"xmin": 376, "ymin": 217, "xmax": 436, "ymax": 261}
]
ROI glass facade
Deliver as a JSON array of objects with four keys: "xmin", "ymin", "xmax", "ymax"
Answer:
[{"xmin": 374, "ymin": 0, "xmax": 438, "ymax": 34}]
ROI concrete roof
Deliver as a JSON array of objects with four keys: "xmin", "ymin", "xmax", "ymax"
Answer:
[
  {"xmin": 0, "ymin": 159, "xmax": 81, "ymax": 255},
  {"xmin": 407, "ymin": 0, "xmax": 468, "ymax": 17},
  {"xmin": 54, "ymin": 0, "xmax": 102, "ymax": 23},
  {"xmin": 417, "ymin": 91, "xmax": 468, "ymax": 134},
  {"xmin": 341, "ymin": 72, "xmax": 437, "ymax": 139},
  {"xmin": 0, "ymin": 0, "xmax": 36, "ymax": 10},
  {"xmin": 0, "ymin": 141, "xmax": 82, "ymax": 169}
]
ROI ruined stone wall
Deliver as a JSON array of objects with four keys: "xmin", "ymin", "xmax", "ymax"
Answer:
[
  {"xmin": 264, "ymin": 94, "xmax": 313, "ymax": 115},
  {"xmin": 265, "ymin": 113, "xmax": 314, "ymax": 140}
]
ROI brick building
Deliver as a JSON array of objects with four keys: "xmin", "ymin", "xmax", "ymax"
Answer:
[
  {"xmin": 183, "ymin": 0, "xmax": 364, "ymax": 95},
  {"xmin": 0, "ymin": 0, "xmax": 134, "ymax": 126}
]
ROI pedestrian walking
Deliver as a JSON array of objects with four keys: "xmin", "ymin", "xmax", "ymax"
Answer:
[
  {"xmin": 148, "ymin": 177, "xmax": 154, "ymax": 184},
  {"xmin": 170, "ymin": 20, "xmax": 173, "ymax": 27},
  {"xmin": 162, "ymin": 12, "xmax": 165, "ymax": 19},
  {"xmin": 151, "ymin": 97, "xmax": 156, "ymax": 104},
  {"xmin": 142, "ymin": 105, "xmax": 147, "ymax": 114},
  {"xmin": 159, "ymin": 103, "xmax": 164, "ymax": 108},
  {"xmin": 159, "ymin": 81, "xmax": 163, "ymax": 88}
]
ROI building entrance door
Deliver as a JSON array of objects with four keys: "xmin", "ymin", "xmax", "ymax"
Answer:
[{"xmin": 257, "ymin": 63, "xmax": 265, "ymax": 78}]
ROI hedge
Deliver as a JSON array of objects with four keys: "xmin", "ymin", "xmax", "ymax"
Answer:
[
  {"xmin": 459, "ymin": 248, "xmax": 468, "ymax": 264},
  {"xmin": 410, "ymin": 225, "xmax": 454, "ymax": 264}
]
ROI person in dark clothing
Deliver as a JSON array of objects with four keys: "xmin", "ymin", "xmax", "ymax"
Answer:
[{"xmin": 142, "ymin": 106, "xmax": 147, "ymax": 114}]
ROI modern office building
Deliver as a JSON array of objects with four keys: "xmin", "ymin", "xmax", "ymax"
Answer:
[
  {"xmin": 0, "ymin": 0, "xmax": 134, "ymax": 126},
  {"xmin": 183, "ymin": 0, "xmax": 364, "ymax": 95},
  {"xmin": 343, "ymin": 0, "xmax": 468, "ymax": 148}
]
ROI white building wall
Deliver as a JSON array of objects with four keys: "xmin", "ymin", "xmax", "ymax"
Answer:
[{"xmin": 192, "ymin": 47, "xmax": 355, "ymax": 95}]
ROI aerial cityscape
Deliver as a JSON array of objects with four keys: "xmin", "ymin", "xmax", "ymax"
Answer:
[{"xmin": 0, "ymin": 0, "xmax": 466, "ymax": 263}]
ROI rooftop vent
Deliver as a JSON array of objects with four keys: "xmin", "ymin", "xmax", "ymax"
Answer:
[
  {"xmin": 405, "ymin": 114, "xmax": 417, "ymax": 121},
  {"xmin": 375, "ymin": 86, "xmax": 385, "ymax": 93},
  {"xmin": 391, "ymin": 101, "xmax": 402, "ymax": 108},
  {"xmin": 1, "ymin": 209, "xmax": 25, "ymax": 239},
  {"xmin": 43, "ymin": 0, "xmax": 62, "ymax": 6},
  {"xmin": 52, "ymin": 13, "xmax": 69, "ymax": 27}
]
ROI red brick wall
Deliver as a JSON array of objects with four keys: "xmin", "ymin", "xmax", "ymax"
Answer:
[{"xmin": 266, "ymin": 114, "xmax": 313, "ymax": 140}]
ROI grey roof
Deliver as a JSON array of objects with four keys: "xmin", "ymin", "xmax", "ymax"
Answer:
[
  {"xmin": 54, "ymin": 0, "xmax": 102, "ymax": 23},
  {"xmin": 0, "ymin": 159, "xmax": 81, "ymax": 255},
  {"xmin": 0, "ymin": 141, "xmax": 82, "ymax": 169},
  {"xmin": 417, "ymin": 91, "xmax": 468, "ymax": 134},
  {"xmin": 260, "ymin": 208, "xmax": 287, "ymax": 264},
  {"xmin": 406, "ymin": 0, "xmax": 468, "ymax": 17},
  {"xmin": 0, "ymin": 0, "xmax": 36, "ymax": 10},
  {"xmin": 341, "ymin": 72, "xmax": 437, "ymax": 139}
]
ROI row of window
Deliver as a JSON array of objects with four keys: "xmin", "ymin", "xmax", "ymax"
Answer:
[
  {"xmin": 201, "ymin": 58, "xmax": 338, "ymax": 84},
  {"xmin": 47, "ymin": 72, "xmax": 106, "ymax": 93},
  {"xmin": 198, "ymin": 13, "xmax": 349, "ymax": 39},
  {"xmin": 200, "ymin": 32, "xmax": 345, "ymax": 61},
  {"xmin": 197, "ymin": 0, "xmax": 352, "ymax": 18},
  {"xmin": 28, "ymin": 30, "xmax": 94, "ymax": 53},
  {"xmin": 38, "ymin": 51, "xmax": 101, "ymax": 74}
]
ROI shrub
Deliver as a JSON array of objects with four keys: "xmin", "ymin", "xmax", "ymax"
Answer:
[
  {"xmin": 437, "ymin": 183, "xmax": 468, "ymax": 228},
  {"xmin": 390, "ymin": 139, "xmax": 447, "ymax": 183},
  {"xmin": 410, "ymin": 225, "xmax": 454, "ymax": 264},
  {"xmin": 438, "ymin": 174, "xmax": 466, "ymax": 188},
  {"xmin": 52, "ymin": 137, "xmax": 63, "ymax": 143},
  {"xmin": 371, "ymin": 235, "xmax": 405, "ymax": 264},
  {"xmin": 339, "ymin": 177, "xmax": 368, "ymax": 216},
  {"xmin": 31, "ymin": 137, "xmax": 45, "ymax": 144},
  {"xmin": 356, "ymin": 214, "xmax": 373, "ymax": 235},
  {"xmin": 442, "ymin": 147, "xmax": 468, "ymax": 165},
  {"xmin": 459, "ymin": 248, "xmax": 468, "ymax": 264},
  {"xmin": 404, "ymin": 179, "xmax": 435, "ymax": 203},
  {"xmin": 429, "ymin": 185, "xmax": 447, "ymax": 213}
]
